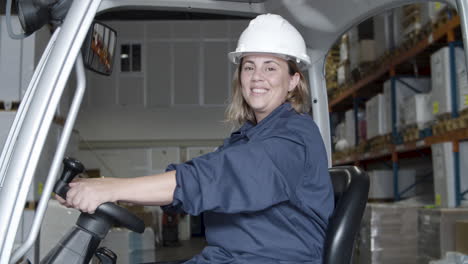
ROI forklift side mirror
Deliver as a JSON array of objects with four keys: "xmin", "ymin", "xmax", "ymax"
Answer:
[{"xmin": 82, "ymin": 21, "xmax": 117, "ymax": 76}]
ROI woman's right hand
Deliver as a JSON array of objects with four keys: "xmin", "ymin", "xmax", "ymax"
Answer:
[{"xmin": 55, "ymin": 177, "xmax": 121, "ymax": 214}]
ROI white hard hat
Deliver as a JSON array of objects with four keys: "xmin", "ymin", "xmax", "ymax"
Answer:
[{"xmin": 228, "ymin": 13, "xmax": 311, "ymax": 70}]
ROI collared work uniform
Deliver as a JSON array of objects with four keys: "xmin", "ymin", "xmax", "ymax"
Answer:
[{"xmin": 165, "ymin": 103, "xmax": 334, "ymax": 264}]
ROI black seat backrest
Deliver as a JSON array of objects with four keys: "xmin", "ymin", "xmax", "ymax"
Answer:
[{"xmin": 323, "ymin": 166, "xmax": 369, "ymax": 264}]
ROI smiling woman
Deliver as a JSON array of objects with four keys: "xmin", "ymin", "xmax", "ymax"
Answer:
[
  {"xmin": 59, "ymin": 13, "xmax": 334, "ymax": 264},
  {"xmin": 239, "ymin": 55, "xmax": 300, "ymax": 123}
]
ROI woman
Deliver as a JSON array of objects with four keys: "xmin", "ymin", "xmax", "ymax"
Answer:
[{"xmin": 59, "ymin": 14, "xmax": 334, "ymax": 264}]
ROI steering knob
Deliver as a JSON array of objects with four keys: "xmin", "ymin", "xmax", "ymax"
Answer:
[
  {"xmin": 54, "ymin": 157, "xmax": 85, "ymax": 198},
  {"xmin": 62, "ymin": 157, "xmax": 85, "ymax": 183},
  {"xmin": 54, "ymin": 157, "xmax": 145, "ymax": 234}
]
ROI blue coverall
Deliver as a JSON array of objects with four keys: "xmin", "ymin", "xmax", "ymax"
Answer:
[{"xmin": 164, "ymin": 103, "xmax": 334, "ymax": 264}]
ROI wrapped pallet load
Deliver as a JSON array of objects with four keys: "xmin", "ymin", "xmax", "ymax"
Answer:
[
  {"xmin": 358, "ymin": 203, "xmax": 419, "ymax": 264},
  {"xmin": 366, "ymin": 94, "xmax": 386, "ymax": 140},
  {"xmin": 383, "ymin": 77, "xmax": 431, "ymax": 134},
  {"xmin": 418, "ymin": 208, "xmax": 468, "ymax": 264},
  {"xmin": 431, "ymin": 142, "xmax": 468, "ymax": 208},
  {"xmin": 431, "ymin": 46, "xmax": 468, "ymax": 116}
]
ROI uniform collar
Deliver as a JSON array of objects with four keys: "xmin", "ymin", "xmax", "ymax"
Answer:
[{"xmin": 238, "ymin": 102, "xmax": 293, "ymax": 139}]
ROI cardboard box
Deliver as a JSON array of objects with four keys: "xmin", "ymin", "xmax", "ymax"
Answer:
[
  {"xmin": 456, "ymin": 220, "xmax": 468, "ymax": 255},
  {"xmin": 401, "ymin": 3, "xmax": 431, "ymax": 42},
  {"xmin": 337, "ymin": 63, "xmax": 350, "ymax": 86},
  {"xmin": 366, "ymin": 94, "xmax": 386, "ymax": 139},
  {"xmin": 345, "ymin": 109, "xmax": 356, "ymax": 147},
  {"xmin": 402, "ymin": 93, "xmax": 434, "ymax": 129},
  {"xmin": 373, "ymin": 11, "xmax": 394, "ymax": 59},
  {"xmin": 359, "ymin": 203, "xmax": 419, "ymax": 264},
  {"xmin": 431, "ymin": 142, "xmax": 468, "ymax": 208},
  {"xmin": 349, "ymin": 39, "xmax": 376, "ymax": 71},
  {"xmin": 428, "ymin": 2, "xmax": 448, "ymax": 23},
  {"xmin": 418, "ymin": 208, "xmax": 468, "ymax": 264},
  {"xmin": 383, "ymin": 77, "xmax": 431, "ymax": 134},
  {"xmin": 431, "ymin": 46, "xmax": 468, "ymax": 115}
]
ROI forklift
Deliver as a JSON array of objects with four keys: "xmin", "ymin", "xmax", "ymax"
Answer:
[{"xmin": 1, "ymin": 0, "xmax": 466, "ymax": 263}]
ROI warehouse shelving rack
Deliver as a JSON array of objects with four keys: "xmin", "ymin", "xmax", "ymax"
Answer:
[{"xmin": 330, "ymin": 14, "xmax": 468, "ymax": 206}]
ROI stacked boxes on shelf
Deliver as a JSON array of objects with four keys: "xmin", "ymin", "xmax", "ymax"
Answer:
[
  {"xmin": 373, "ymin": 10, "xmax": 395, "ymax": 60},
  {"xmin": 338, "ymin": 32, "xmax": 353, "ymax": 86},
  {"xmin": 418, "ymin": 208, "xmax": 468, "ymax": 264},
  {"xmin": 344, "ymin": 109, "xmax": 356, "ymax": 148},
  {"xmin": 365, "ymin": 94, "xmax": 386, "ymax": 140},
  {"xmin": 383, "ymin": 77, "xmax": 431, "ymax": 134},
  {"xmin": 349, "ymin": 19, "xmax": 377, "ymax": 78},
  {"xmin": 326, "ymin": 44, "xmax": 340, "ymax": 96},
  {"xmin": 431, "ymin": 47, "xmax": 468, "ymax": 116},
  {"xmin": 428, "ymin": 2, "xmax": 449, "ymax": 25},
  {"xmin": 431, "ymin": 142, "xmax": 468, "ymax": 208},
  {"xmin": 400, "ymin": 3, "xmax": 431, "ymax": 43},
  {"xmin": 402, "ymin": 94, "xmax": 434, "ymax": 130},
  {"xmin": 358, "ymin": 203, "xmax": 419, "ymax": 264},
  {"xmin": 367, "ymin": 170, "xmax": 416, "ymax": 199}
]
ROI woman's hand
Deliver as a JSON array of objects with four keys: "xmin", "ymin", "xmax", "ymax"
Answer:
[
  {"xmin": 56, "ymin": 177, "xmax": 120, "ymax": 214},
  {"xmin": 55, "ymin": 171, "xmax": 177, "ymax": 211}
]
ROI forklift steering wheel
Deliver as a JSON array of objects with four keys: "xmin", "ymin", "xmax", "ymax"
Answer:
[{"xmin": 54, "ymin": 157, "xmax": 144, "ymax": 234}]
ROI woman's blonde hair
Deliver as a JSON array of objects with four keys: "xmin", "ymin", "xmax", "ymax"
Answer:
[{"xmin": 225, "ymin": 59, "xmax": 311, "ymax": 126}]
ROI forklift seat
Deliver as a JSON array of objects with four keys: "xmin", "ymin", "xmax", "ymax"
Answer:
[
  {"xmin": 324, "ymin": 166, "xmax": 369, "ymax": 264},
  {"xmin": 153, "ymin": 166, "xmax": 369, "ymax": 264}
]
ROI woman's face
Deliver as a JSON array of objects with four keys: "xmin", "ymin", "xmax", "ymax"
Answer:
[{"xmin": 240, "ymin": 54, "xmax": 299, "ymax": 123}]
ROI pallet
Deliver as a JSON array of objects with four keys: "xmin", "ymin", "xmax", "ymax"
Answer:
[
  {"xmin": 402, "ymin": 125, "xmax": 420, "ymax": 143},
  {"xmin": 368, "ymin": 134, "xmax": 392, "ymax": 152},
  {"xmin": 431, "ymin": 113, "xmax": 468, "ymax": 136}
]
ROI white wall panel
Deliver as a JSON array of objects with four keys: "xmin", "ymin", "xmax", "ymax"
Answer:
[
  {"xmin": 229, "ymin": 20, "xmax": 249, "ymax": 40},
  {"xmin": 0, "ymin": 111, "xmax": 16, "ymax": 151},
  {"xmin": 112, "ymin": 22, "xmax": 144, "ymax": 40},
  {"xmin": 119, "ymin": 76, "xmax": 144, "ymax": 106},
  {"xmin": 93, "ymin": 148, "xmax": 152, "ymax": 178},
  {"xmin": 204, "ymin": 42, "xmax": 229, "ymax": 105},
  {"xmin": 201, "ymin": 21, "xmax": 228, "ymax": 38},
  {"xmin": 151, "ymin": 147, "xmax": 180, "ymax": 173},
  {"xmin": 146, "ymin": 42, "xmax": 172, "ymax": 107},
  {"xmin": 0, "ymin": 16, "xmax": 22, "ymax": 101},
  {"xmin": 79, "ymin": 19, "xmax": 250, "ymax": 141},
  {"xmin": 147, "ymin": 21, "xmax": 172, "ymax": 39},
  {"xmin": 174, "ymin": 42, "xmax": 199, "ymax": 105},
  {"xmin": 88, "ymin": 71, "xmax": 116, "ymax": 107},
  {"xmin": 187, "ymin": 147, "xmax": 217, "ymax": 160},
  {"xmin": 173, "ymin": 21, "xmax": 200, "ymax": 38}
]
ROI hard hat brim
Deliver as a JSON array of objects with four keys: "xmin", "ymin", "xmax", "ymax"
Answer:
[{"xmin": 228, "ymin": 51, "xmax": 311, "ymax": 70}]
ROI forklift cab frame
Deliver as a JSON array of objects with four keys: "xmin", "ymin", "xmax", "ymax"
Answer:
[{"xmin": 0, "ymin": 0, "xmax": 466, "ymax": 263}]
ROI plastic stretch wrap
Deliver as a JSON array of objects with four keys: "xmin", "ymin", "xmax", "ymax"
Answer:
[
  {"xmin": 358, "ymin": 203, "xmax": 419, "ymax": 264},
  {"xmin": 429, "ymin": 252, "xmax": 468, "ymax": 264},
  {"xmin": 418, "ymin": 208, "xmax": 468, "ymax": 264}
]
